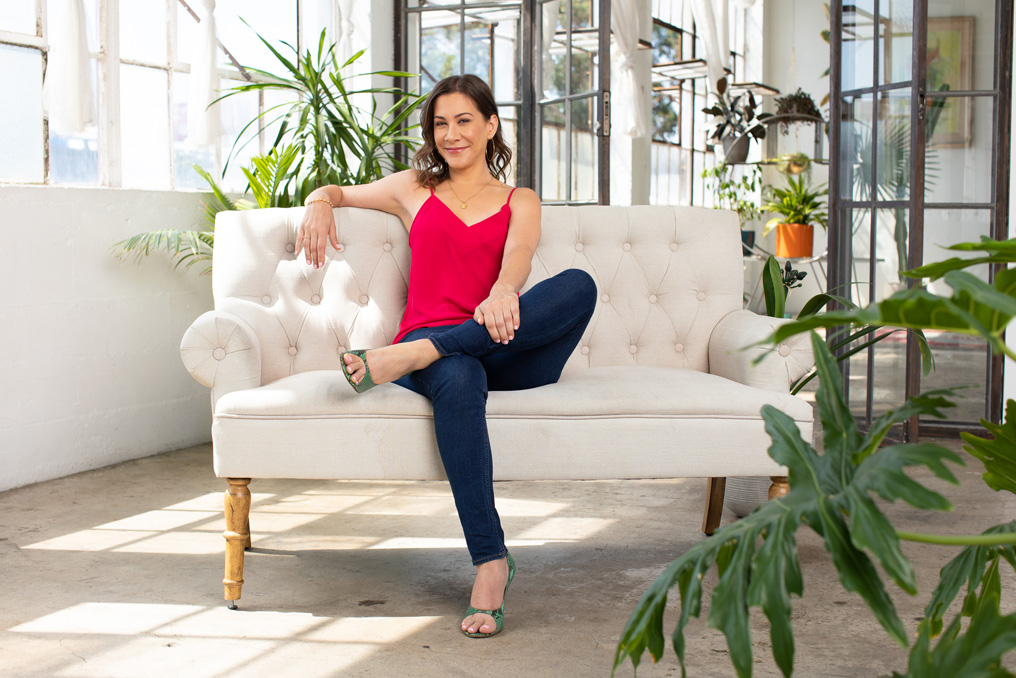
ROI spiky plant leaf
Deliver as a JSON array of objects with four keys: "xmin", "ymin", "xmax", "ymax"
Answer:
[{"xmin": 613, "ymin": 333, "xmax": 962, "ymax": 678}]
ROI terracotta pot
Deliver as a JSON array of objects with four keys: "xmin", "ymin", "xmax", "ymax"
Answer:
[{"xmin": 775, "ymin": 223, "xmax": 814, "ymax": 258}]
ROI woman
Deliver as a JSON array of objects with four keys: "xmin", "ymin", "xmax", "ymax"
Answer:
[{"xmin": 297, "ymin": 74, "xmax": 596, "ymax": 638}]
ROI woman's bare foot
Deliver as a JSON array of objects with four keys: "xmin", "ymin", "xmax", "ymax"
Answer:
[
  {"xmin": 342, "ymin": 339, "xmax": 440, "ymax": 387},
  {"xmin": 462, "ymin": 556, "xmax": 510, "ymax": 635}
]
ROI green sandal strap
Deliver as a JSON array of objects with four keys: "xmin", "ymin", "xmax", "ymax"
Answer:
[
  {"xmin": 340, "ymin": 349, "xmax": 376, "ymax": 393},
  {"xmin": 462, "ymin": 605, "xmax": 504, "ymax": 638}
]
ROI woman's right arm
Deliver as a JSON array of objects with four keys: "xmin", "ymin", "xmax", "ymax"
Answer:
[{"xmin": 298, "ymin": 170, "xmax": 416, "ymax": 268}]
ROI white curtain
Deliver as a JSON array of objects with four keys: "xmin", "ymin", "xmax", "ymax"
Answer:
[
  {"xmin": 689, "ymin": 0, "xmax": 725, "ymax": 96},
  {"xmin": 541, "ymin": 0, "xmax": 561, "ymax": 92},
  {"xmin": 188, "ymin": 0, "xmax": 223, "ymax": 147},
  {"xmin": 611, "ymin": 0, "xmax": 650, "ymax": 138},
  {"xmin": 336, "ymin": 0, "xmax": 356, "ymax": 69},
  {"xmin": 42, "ymin": 0, "xmax": 95, "ymax": 136}
]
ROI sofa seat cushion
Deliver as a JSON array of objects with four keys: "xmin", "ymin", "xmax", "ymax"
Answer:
[{"xmin": 212, "ymin": 367, "xmax": 811, "ymax": 481}]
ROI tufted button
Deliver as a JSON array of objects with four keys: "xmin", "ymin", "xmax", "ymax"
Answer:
[
  {"xmin": 286, "ymin": 243, "xmax": 295, "ymax": 253},
  {"xmin": 674, "ymin": 343, "xmax": 684, "ymax": 352},
  {"xmin": 261, "ymin": 295, "xmax": 272, "ymax": 305},
  {"xmin": 778, "ymin": 344, "xmax": 792, "ymax": 357},
  {"xmin": 622, "ymin": 242, "xmax": 631, "ymax": 251},
  {"xmin": 696, "ymin": 291, "xmax": 707, "ymax": 301},
  {"xmin": 212, "ymin": 347, "xmax": 226, "ymax": 361},
  {"xmin": 628, "ymin": 345, "xmax": 638, "ymax": 354},
  {"xmin": 670, "ymin": 242, "xmax": 678, "ymax": 251},
  {"xmin": 575, "ymin": 242, "xmax": 584, "ymax": 252},
  {"xmin": 311, "ymin": 294, "xmax": 321, "ymax": 304},
  {"xmin": 359, "ymin": 295, "xmax": 369, "ymax": 305},
  {"xmin": 383, "ymin": 242, "xmax": 393, "ymax": 252},
  {"xmin": 648, "ymin": 294, "xmax": 658, "ymax": 304},
  {"xmin": 336, "ymin": 345, "xmax": 346, "ymax": 354},
  {"xmin": 580, "ymin": 346, "xmax": 590, "ymax": 355},
  {"xmin": 288, "ymin": 346, "xmax": 298, "ymax": 356},
  {"xmin": 600, "ymin": 294, "xmax": 609, "ymax": 303}
]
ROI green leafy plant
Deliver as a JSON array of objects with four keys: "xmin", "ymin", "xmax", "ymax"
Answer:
[
  {"xmin": 762, "ymin": 175, "xmax": 829, "ymax": 236},
  {"xmin": 702, "ymin": 162, "xmax": 762, "ymax": 225},
  {"xmin": 217, "ymin": 27, "xmax": 423, "ymax": 203},
  {"xmin": 110, "ymin": 147, "xmax": 297, "ymax": 274},
  {"xmin": 772, "ymin": 88, "xmax": 824, "ymax": 135},
  {"xmin": 702, "ymin": 78, "xmax": 773, "ymax": 148},
  {"xmin": 613, "ymin": 237, "xmax": 1016, "ymax": 678},
  {"xmin": 761, "ymin": 256, "xmax": 807, "ymax": 319}
]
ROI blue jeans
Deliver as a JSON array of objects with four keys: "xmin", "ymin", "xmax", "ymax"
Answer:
[{"xmin": 395, "ymin": 269, "xmax": 597, "ymax": 565}]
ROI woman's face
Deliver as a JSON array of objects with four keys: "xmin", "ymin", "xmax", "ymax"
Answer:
[{"xmin": 432, "ymin": 91, "xmax": 498, "ymax": 173}]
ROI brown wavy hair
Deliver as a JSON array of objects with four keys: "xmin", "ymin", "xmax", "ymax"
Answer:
[{"xmin": 412, "ymin": 74, "xmax": 513, "ymax": 188}]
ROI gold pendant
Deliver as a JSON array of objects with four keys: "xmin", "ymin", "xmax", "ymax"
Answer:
[{"xmin": 460, "ymin": 203, "xmax": 468, "ymax": 209}]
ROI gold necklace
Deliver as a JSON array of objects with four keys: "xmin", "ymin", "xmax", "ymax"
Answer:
[{"xmin": 447, "ymin": 175, "xmax": 494, "ymax": 209}]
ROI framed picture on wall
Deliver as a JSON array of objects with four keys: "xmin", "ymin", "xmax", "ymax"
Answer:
[{"xmin": 926, "ymin": 16, "xmax": 974, "ymax": 147}]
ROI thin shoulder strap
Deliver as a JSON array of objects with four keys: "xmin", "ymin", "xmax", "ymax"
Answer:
[
  {"xmin": 429, "ymin": 184, "xmax": 435, "ymax": 196},
  {"xmin": 506, "ymin": 187, "xmax": 518, "ymax": 205}
]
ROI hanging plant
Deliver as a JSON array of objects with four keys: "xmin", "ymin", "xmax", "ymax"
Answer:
[{"xmin": 772, "ymin": 88, "xmax": 825, "ymax": 134}]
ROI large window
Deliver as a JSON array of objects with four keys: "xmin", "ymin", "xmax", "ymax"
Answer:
[
  {"xmin": 649, "ymin": 0, "xmax": 748, "ymax": 207},
  {"xmin": 0, "ymin": 0, "xmax": 317, "ymax": 191}
]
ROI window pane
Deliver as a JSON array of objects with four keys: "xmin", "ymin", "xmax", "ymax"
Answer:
[
  {"xmin": 489, "ymin": 6, "xmax": 521, "ymax": 102},
  {"xmin": 541, "ymin": 101, "xmax": 566, "ymax": 201},
  {"xmin": 420, "ymin": 11, "xmax": 461, "ymax": 92},
  {"xmin": 571, "ymin": 96, "xmax": 596, "ymax": 202},
  {"xmin": 216, "ymin": 0, "xmax": 298, "ymax": 74},
  {"xmin": 219, "ymin": 80, "xmax": 259, "ymax": 192},
  {"xmin": 876, "ymin": 89, "xmax": 910, "ymax": 201},
  {"xmin": 839, "ymin": 93, "xmax": 874, "ymax": 201},
  {"xmin": 842, "ymin": 1, "xmax": 875, "ymax": 91},
  {"xmin": 881, "ymin": 0, "xmax": 913, "ymax": 85},
  {"xmin": 926, "ymin": 95, "xmax": 992, "ymax": 204},
  {"xmin": 927, "ymin": 0, "xmax": 995, "ymax": 92},
  {"xmin": 49, "ymin": 58, "xmax": 99, "ymax": 185},
  {"xmin": 463, "ymin": 18, "xmax": 491, "ymax": 82},
  {"xmin": 0, "ymin": 44, "xmax": 45, "ymax": 182},
  {"xmin": 171, "ymin": 71, "xmax": 217, "ymax": 190},
  {"xmin": 120, "ymin": 64, "xmax": 170, "ymax": 189},
  {"xmin": 1, "ymin": 0, "xmax": 37, "ymax": 35},
  {"xmin": 498, "ymin": 104, "xmax": 519, "ymax": 185},
  {"xmin": 119, "ymin": 0, "xmax": 167, "ymax": 64},
  {"xmin": 920, "ymin": 208, "xmax": 992, "ymax": 424}
]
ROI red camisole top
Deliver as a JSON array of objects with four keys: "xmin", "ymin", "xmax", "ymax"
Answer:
[{"xmin": 394, "ymin": 186, "xmax": 517, "ymax": 343}]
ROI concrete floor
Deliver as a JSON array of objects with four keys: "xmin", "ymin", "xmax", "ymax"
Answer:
[{"xmin": 1, "ymin": 438, "xmax": 1013, "ymax": 678}]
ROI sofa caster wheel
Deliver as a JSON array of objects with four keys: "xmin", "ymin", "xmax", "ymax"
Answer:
[{"xmin": 227, "ymin": 600, "xmax": 238, "ymax": 610}]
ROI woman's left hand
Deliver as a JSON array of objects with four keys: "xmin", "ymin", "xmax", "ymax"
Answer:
[{"xmin": 474, "ymin": 284, "xmax": 520, "ymax": 344}]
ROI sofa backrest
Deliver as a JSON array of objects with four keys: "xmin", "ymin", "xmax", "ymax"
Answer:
[{"xmin": 212, "ymin": 204, "xmax": 742, "ymax": 387}]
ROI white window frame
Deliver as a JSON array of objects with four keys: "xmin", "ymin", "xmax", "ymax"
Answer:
[{"xmin": 0, "ymin": 0, "xmax": 314, "ymax": 189}]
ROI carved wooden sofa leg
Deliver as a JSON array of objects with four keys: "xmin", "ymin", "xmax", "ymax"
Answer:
[
  {"xmin": 702, "ymin": 477, "xmax": 726, "ymax": 535},
  {"xmin": 223, "ymin": 478, "xmax": 251, "ymax": 610},
  {"xmin": 769, "ymin": 476, "xmax": 790, "ymax": 500}
]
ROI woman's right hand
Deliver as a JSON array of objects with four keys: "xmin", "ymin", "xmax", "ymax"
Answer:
[{"xmin": 296, "ymin": 200, "xmax": 340, "ymax": 269}]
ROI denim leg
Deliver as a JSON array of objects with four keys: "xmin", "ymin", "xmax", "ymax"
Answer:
[
  {"xmin": 395, "ymin": 354, "xmax": 506, "ymax": 566},
  {"xmin": 428, "ymin": 269, "xmax": 597, "ymax": 372}
]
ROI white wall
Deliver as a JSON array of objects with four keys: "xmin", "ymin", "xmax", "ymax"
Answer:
[{"xmin": 0, "ymin": 186, "xmax": 214, "ymax": 492}]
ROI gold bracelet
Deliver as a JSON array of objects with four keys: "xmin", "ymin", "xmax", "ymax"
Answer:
[{"xmin": 304, "ymin": 196, "xmax": 334, "ymax": 208}]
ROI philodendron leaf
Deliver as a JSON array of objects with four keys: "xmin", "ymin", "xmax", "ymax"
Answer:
[
  {"xmin": 962, "ymin": 400, "xmax": 1016, "ymax": 494},
  {"xmin": 922, "ymin": 521, "xmax": 1016, "ymax": 636},
  {"xmin": 898, "ymin": 558, "xmax": 1016, "ymax": 678},
  {"xmin": 613, "ymin": 332, "xmax": 964, "ymax": 678}
]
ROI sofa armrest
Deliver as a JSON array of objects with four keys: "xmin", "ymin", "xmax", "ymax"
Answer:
[
  {"xmin": 180, "ymin": 310, "xmax": 262, "ymax": 404},
  {"xmin": 708, "ymin": 309, "xmax": 815, "ymax": 393}
]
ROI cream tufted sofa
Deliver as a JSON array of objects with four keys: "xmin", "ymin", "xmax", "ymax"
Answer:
[{"xmin": 180, "ymin": 204, "xmax": 814, "ymax": 608}]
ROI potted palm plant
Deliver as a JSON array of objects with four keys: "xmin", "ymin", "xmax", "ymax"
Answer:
[{"xmin": 762, "ymin": 175, "xmax": 828, "ymax": 258}]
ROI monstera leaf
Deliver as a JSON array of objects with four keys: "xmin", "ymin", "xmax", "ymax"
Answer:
[{"xmin": 613, "ymin": 333, "xmax": 964, "ymax": 678}]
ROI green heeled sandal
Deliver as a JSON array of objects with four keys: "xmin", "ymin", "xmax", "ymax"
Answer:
[
  {"xmin": 340, "ymin": 349, "xmax": 377, "ymax": 393},
  {"xmin": 462, "ymin": 551, "xmax": 516, "ymax": 638}
]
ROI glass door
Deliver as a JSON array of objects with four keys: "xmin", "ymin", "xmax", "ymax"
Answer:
[
  {"xmin": 829, "ymin": 0, "xmax": 1013, "ymax": 437},
  {"xmin": 536, "ymin": 0, "xmax": 610, "ymax": 204}
]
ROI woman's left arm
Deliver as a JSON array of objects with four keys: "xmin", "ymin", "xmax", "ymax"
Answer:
[{"xmin": 474, "ymin": 188, "xmax": 542, "ymax": 344}]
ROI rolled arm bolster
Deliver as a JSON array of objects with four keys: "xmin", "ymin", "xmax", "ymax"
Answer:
[
  {"xmin": 708, "ymin": 309, "xmax": 815, "ymax": 393},
  {"xmin": 180, "ymin": 310, "xmax": 262, "ymax": 403}
]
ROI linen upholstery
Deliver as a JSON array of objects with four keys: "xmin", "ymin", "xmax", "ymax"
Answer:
[{"xmin": 181, "ymin": 204, "xmax": 815, "ymax": 484}]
